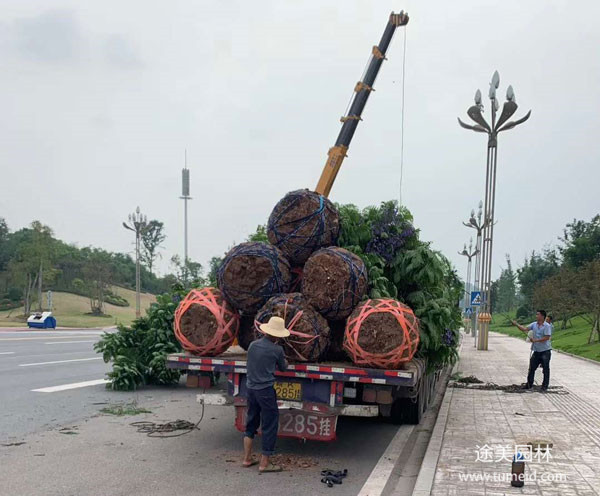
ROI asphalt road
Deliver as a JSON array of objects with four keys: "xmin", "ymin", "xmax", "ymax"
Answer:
[
  {"xmin": 0, "ymin": 328, "xmax": 113, "ymax": 441},
  {"xmin": 0, "ymin": 328, "xmax": 434, "ymax": 496}
]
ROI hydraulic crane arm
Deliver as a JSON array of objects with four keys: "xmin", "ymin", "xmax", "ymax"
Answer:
[{"xmin": 315, "ymin": 11, "xmax": 409, "ymax": 197}]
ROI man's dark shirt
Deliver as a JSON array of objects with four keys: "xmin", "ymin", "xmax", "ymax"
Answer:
[{"xmin": 246, "ymin": 337, "xmax": 287, "ymax": 390}]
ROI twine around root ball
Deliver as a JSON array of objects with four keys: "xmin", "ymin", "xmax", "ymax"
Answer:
[
  {"xmin": 302, "ymin": 247, "xmax": 368, "ymax": 321},
  {"xmin": 256, "ymin": 293, "xmax": 330, "ymax": 362},
  {"xmin": 174, "ymin": 288, "xmax": 239, "ymax": 356},
  {"xmin": 217, "ymin": 241, "xmax": 291, "ymax": 314},
  {"xmin": 267, "ymin": 189, "xmax": 340, "ymax": 266},
  {"xmin": 344, "ymin": 299, "xmax": 419, "ymax": 369}
]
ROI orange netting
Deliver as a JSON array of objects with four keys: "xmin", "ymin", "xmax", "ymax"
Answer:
[
  {"xmin": 344, "ymin": 299, "xmax": 420, "ymax": 369},
  {"xmin": 174, "ymin": 287, "xmax": 240, "ymax": 356}
]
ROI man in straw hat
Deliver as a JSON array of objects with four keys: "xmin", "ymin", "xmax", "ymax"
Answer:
[{"xmin": 242, "ymin": 316, "xmax": 289, "ymax": 473}]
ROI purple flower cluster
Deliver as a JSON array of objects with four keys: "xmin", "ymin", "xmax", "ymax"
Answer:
[
  {"xmin": 443, "ymin": 328, "xmax": 455, "ymax": 346},
  {"xmin": 365, "ymin": 205, "xmax": 416, "ymax": 262}
]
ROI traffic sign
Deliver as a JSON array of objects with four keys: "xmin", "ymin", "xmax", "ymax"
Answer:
[{"xmin": 471, "ymin": 291, "xmax": 482, "ymax": 306}]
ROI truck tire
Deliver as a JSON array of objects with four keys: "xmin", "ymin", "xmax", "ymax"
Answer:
[{"xmin": 390, "ymin": 391, "xmax": 422, "ymax": 425}]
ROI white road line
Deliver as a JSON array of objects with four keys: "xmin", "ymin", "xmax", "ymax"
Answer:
[
  {"xmin": 0, "ymin": 335, "xmax": 95, "ymax": 342},
  {"xmin": 19, "ymin": 357, "xmax": 103, "ymax": 367},
  {"xmin": 45, "ymin": 340, "xmax": 96, "ymax": 345},
  {"xmin": 0, "ymin": 351, "xmax": 15, "ymax": 355},
  {"xmin": 32, "ymin": 379, "xmax": 109, "ymax": 393},
  {"xmin": 357, "ymin": 425, "xmax": 415, "ymax": 496}
]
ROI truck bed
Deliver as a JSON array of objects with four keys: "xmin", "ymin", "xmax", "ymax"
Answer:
[{"xmin": 166, "ymin": 347, "xmax": 424, "ymax": 387}]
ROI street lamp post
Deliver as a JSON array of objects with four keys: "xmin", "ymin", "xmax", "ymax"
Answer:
[
  {"xmin": 458, "ymin": 239, "xmax": 478, "ymax": 335},
  {"xmin": 463, "ymin": 201, "xmax": 488, "ymax": 341},
  {"xmin": 123, "ymin": 207, "xmax": 148, "ymax": 319},
  {"xmin": 458, "ymin": 71, "xmax": 531, "ymax": 350}
]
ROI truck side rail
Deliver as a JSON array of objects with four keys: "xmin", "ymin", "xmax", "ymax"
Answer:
[{"xmin": 166, "ymin": 353, "xmax": 422, "ymax": 387}]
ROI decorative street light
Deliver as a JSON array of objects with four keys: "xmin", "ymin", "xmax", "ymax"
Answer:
[
  {"xmin": 458, "ymin": 239, "xmax": 479, "ymax": 335},
  {"xmin": 123, "ymin": 207, "xmax": 148, "ymax": 319},
  {"xmin": 458, "ymin": 71, "xmax": 531, "ymax": 350},
  {"xmin": 463, "ymin": 201, "xmax": 489, "ymax": 342}
]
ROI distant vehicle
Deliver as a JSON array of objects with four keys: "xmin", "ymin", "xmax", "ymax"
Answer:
[{"xmin": 27, "ymin": 312, "xmax": 57, "ymax": 329}]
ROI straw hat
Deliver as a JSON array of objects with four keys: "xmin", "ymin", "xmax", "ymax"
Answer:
[{"xmin": 259, "ymin": 316, "xmax": 290, "ymax": 338}]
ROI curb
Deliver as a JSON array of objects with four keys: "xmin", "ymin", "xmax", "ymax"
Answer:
[
  {"xmin": 553, "ymin": 348, "xmax": 600, "ymax": 366},
  {"xmin": 411, "ymin": 378, "xmax": 453, "ymax": 496}
]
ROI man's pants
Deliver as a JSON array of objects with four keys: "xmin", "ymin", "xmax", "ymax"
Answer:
[
  {"xmin": 244, "ymin": 386, "xmax": 279, "ymax": 456},
  {"xmin": 527, "ymin": 350, "xmax": 551, "ymax": 389}
]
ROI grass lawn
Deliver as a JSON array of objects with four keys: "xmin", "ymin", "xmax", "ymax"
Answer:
[
  {"xmin": 490, "ymin": 311, "xmax": 600, "ymax": 363},
  {"xmin": 0, "ymin": 286, "xmax": 156, "ymax": 328}
]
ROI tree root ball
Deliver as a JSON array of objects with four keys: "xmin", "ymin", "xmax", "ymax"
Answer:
[
  {"xmin": 302, "ymin": 247, "xmax": 368, "ymax": 320},
  {"xmin": 217, "ymin": 242, "xmax": 292, "ymax": 314},
  {"xmin": 267, "ymin": 189, "xmax": 340, "ymax": 265},
  {"xmin": 256, "ymin": 293, "xmax": 330, "ymax": 362},
  {"xmin": 344, "ymin": 299, "xmax": 420, "ymax": 369},
  {"xmin": 174, "ymin": 288, "xmax": 239, "ymax": 356}
]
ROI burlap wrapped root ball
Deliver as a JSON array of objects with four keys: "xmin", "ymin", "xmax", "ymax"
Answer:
[
  {"xmin": 302, "ymin": 247, "xmax": 368, "ymax": 320},
  {"xmin": 217, "ymin": 242, "xmax": 292, "ymax": 314},
  {"xmin": 344, "ymin": 299, "xmax": 420, "ymax": 369},
  {"xmin": 267, "ymin": 189, "xmax": 340, "ymax": 266},
  {"xmin": 174, "ymin": 288, "xmax": 240, "ymax": 356},
  {"xmin": 256, "ymin": 293, "xmax": 330, "ymax": 362}
]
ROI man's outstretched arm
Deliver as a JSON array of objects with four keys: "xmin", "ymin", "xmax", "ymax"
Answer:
[{"xmin": 511, "ymin": 320, "xmax": 530, "ymax": 333}]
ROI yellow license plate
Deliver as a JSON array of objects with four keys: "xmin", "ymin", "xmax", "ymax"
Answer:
[{"xmin": 274, "ymin": 382, "xmax": 301, "ymax": 401}]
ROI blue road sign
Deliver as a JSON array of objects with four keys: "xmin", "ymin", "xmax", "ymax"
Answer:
[
  {"xmin": 471, "ymin": 291, "xmax": 482, "ymax": 306},
  {"xmin": 465, "ymin": 307, "xmax": 473, "ymax": 317}
]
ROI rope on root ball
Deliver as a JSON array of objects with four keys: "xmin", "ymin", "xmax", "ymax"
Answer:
[
  {"xmin": 302, "ymin": 247, "xmax": 368, "ymax": 321},
  {"xmin": 255, "ymin": 293, "xmax": 330, "ymax": 362},
  {"xmin": 174, "ymin": 288, "xmax": 239, "ymax": 356},
  {"xmin": 267, "ymin": 189, "xmax": 340, "ymax": 266},
  {"xmin": 217, "ymin": 242, "xmax": 291, "ymax": 314},
  {"xmin": 344, "ymin": 299, "xmax": 419, "ymax": 369}
]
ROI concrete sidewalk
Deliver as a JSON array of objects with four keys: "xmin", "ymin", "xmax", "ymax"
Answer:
[{"xmin": 429, "ymin": 332, "xmax": 600, "ymax": 495}]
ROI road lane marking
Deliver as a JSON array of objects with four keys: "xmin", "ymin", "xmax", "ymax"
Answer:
[
  {"xmin": 0, "ymin": 335, "xmax": 97, "ymax": 342},
  {"xmin": 45, "ymin": 340, "xmax": 96, "ymax": 345},
  {"xmin": 0, "ymin": 351, "xmax": 15, "ymax": 355},
  {"xmin": 357, "ymin": 425, "xmax": 415, "ymax": 496},
  {"xmin": 32, "ymin": 379, "xmax": 110, "ymax": 393},
  {"xmin": 19, "ymin": 357, "xmax": 103, "ymax": 367}
]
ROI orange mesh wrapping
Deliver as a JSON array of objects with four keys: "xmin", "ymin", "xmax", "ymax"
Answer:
[
  {"xmin": 174, "ymin": 288, "xmax": 239, "ymax": 356},
  {"xmin": 344, "ymin": 299, "xmax": 420, "ymax": 369}
]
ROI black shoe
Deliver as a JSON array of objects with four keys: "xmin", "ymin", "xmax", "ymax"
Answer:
[
  {"xmin": 541, "ymin": 386, "xmax": 548, "ymax": 393},
  {"xmin": 522, "ymin": 384, "xmax": 532, "ymax": 390}
]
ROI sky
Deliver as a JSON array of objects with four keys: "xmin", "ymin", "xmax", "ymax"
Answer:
[{"xmin": 1, "ymin": 0, "xmax": 599, "ymax": 282}]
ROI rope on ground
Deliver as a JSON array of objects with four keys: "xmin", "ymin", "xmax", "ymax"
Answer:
[{"xmin": 130, "ymin": 397, "xmax": 205, "ymax": 438}]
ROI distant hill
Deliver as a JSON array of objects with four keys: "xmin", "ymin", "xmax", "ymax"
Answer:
[{"xmin": 0, "ymin": 286, "xmax": 156, "ymax": 328}]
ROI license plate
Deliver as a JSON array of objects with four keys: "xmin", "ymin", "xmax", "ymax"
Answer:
[{"xmin": 274, "ymin": 381, "xmax": 301, "ymax": 401}]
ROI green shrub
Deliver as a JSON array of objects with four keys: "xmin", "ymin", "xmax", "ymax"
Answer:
[{"xmin": 94, "ymin": 284, "xmax": 189, "ymax": 390}]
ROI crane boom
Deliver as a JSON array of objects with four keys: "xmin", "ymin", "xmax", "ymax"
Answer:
[{"xmin": 315, "ymin": 11, "xmax": 409, "ymax": 197}]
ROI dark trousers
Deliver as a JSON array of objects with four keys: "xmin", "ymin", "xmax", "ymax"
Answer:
[
  {"xmin": 527, "ymin": 350, "xmax": 551, "ymax": 389},
  {"xmin": 244, "ymin": 386, "xmax": 279, "ymax": 456}
]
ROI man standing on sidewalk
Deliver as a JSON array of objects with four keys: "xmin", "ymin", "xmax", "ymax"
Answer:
[
  {"xmin": 512, "ymin": 310, "xmax": 552, "ymax": 391},
  {"xmin": 242, "ymin": 316, "xmax": 289, "ymax": 473}
]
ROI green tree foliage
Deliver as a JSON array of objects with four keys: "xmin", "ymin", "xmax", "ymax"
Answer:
[
  {"xmin": 95, "ymin": 285, "xmax": 188, "ymax": 390},
  {"xmin": 559, "ymin": 215, "xmax": 600, "ymax": 268},
  {"xmin": 517, "ymin": 250, "xmax": 560, "ymax": 307},
  {"xmin": 494, "ymin": 255, "xmax": 517, "ymax": 313},
  {"xmin": 170, "ymin": 255, "xmax": 205, "ymax": 285},
  {"xmin": 140, "ymin": 220, "xmax": 166, "ymax": 274},
  {"xmin": 337, "ymin": 201, "xmax": 462, "ymax": 370},
  {"xmin": 81, "ymin": 248, "xmax": 114, "ymax": 315},
  {"xmin": 247, "ymin": 225, "xmax": 268, "ymax": 242}
]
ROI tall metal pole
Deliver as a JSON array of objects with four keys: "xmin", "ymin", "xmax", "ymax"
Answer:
[
  {"xmin": 123, "ymin": 207, "xmax": 147, "ymax": 319},
  {"xmin": 458, "ymin": 240, "xmax": 478, "ymax": 335},
  {"xmin": 463, "ymin": 201, "xmax": 487, "ymax": 343},
  {"xmin": 181, "ymin": 150, "xmax": 192, "ymax": 283},
  {"xmin": 458, "ymin": 72, "xmax": 531, "ymax": 350}
]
